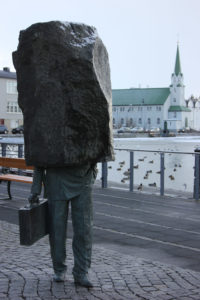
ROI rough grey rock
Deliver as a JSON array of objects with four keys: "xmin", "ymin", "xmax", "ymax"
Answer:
[{"xmin": 13, "ymin": 21, "xmax": 114, "ymax": 167}]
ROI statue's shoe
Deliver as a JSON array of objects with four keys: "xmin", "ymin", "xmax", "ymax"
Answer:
[
  {"xmin": 53, "ymin": 272, "xmax": 65, "ymax": 282},
  {"xmin": 74, "ymin": 274, "xmax": 93, "ymax": 288}
]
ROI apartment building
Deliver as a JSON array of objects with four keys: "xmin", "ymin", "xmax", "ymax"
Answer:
[{"xmin": 0, "ymin": 67, "xmax": 23, "ymax": 131}]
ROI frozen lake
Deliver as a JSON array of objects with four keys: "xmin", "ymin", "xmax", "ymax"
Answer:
[{"xmin": 97, "ymin": 135, "xmax": 200, "ymax": 195}]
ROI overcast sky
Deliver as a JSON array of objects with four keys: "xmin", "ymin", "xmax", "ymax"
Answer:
[{"xmin": 0, "ymin": 0, "xmax": 199, "ymax": 98}]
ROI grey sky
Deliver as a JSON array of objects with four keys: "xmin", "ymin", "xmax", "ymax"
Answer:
[{"xmin": 0, "ymin": 0, "xmax": 199, "ymax": 98}]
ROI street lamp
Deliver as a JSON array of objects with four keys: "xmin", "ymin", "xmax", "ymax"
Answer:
[
  {"xmin": 141, "ymin": 98, "xmax": 144, "ymax": 129},
  {"xmin": 189, "ymin": 95, "xmax": 198, "ymax": 130},
  {"xmin": 127, "ymin": 104, "xmax": 132, "ymax": 127}
]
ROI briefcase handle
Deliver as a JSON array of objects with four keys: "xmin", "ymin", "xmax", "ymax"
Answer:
[{"xmin": 27, "ymin": 193, "xmax": 40, "ymax": 207}]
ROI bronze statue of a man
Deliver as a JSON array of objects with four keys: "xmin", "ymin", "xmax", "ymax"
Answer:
[{"xmin": 13, "ymin": 21, "xmax": 114, "ymax": 286}]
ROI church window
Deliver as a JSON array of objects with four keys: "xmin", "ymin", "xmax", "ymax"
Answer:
[
  {"xmin": 147, "ymin": 106, "xmax": 152, "ymax": 111},
  {"xmin": 147, "ymin": 118, "xmax": 151, "ymax": 124},
  {"xmin": 138, "ymin": 118, "xmax": 142, "ymax": 124},
  {"xmin": 173, "ymin": 112, "xmax": 176, "ymax": 118},
  {"xmin": 113, "ymin": 118, "xmax": 115, "ymax": 124},
  {"xmin": 156, "ymin": 106, "xmax": 161, "ymax": 111},
  {"xmin": 121, "ymin": 118, "xmax": 124, "ymax": 125},
  {"xmin": 157, "ymin": 118, "xmax": 160, "ymax": 125},
  {"xmin": 173, "ymin": 98, "xmax": 176, "ymax": 102},
  {"xmin": 130, "ymin": 118, "xmax": 133, "ymax": 126}
]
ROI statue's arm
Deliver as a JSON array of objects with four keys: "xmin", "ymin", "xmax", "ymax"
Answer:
[{"xmin": 28, "ymin": 167, "xmax": 45, "ymax": 204}]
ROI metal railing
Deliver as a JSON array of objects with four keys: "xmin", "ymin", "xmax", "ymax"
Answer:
[
  {"xmin": 102, "ymin": 148, "xmax": 200, "ymax": 200},
  {"xmin": 1, "ymin": 141, "xmax": 200, "ymax": 200},
  {"xmin": 0, "ymin": 143, "xmax": 24, "ymax": 158}
]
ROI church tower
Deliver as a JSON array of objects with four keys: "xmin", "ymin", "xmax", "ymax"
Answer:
[{"xmin": 170, "ymin": 45, "xmax": 185, "ymax": 106}]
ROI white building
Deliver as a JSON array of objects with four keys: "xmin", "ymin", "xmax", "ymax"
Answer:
[
  {"xmin": 0, "ymin": 67, "xmax": 23, "ymax": 131},
  {"xmin": 112, "ymin": 46, "xmax": 200, "ymax": 131},
  {"xmin": 1, "ymin": 45, "xmax": 200, "ymax": 133}
]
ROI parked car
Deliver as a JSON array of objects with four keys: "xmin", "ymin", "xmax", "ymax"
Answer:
[
  {"xmin": 149, "ymin": 127, "xmax": 161, "ymax": 132},
  {"xmin": 177, "ymin": 127, "xmax": 190, "ymax": 133},
  {"xmin": 0, "ymin": 125, "xmax": 8, "ymax": 134},
  {"xmin": 117, "ymin": 127, "xmax": 131, "ymax": 133},
  {"xmin": 178, "ymin": 128, "xmax": 185, "ymax": 133},
  {"xmin": 149, "ymin": 127, "xmax": 161, "ymax": 137},
  {"xmin": 12, "ymin": 125, "xmax": 24, "ymax": 134},
  {"xmin": 130, "ymin": 127, "xmax": 144, "ymax": 132}
]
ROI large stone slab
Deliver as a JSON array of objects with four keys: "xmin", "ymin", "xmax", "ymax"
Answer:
[{"xmin": 13, "ymin": 21, "xmax": 114, "ymax": 167}]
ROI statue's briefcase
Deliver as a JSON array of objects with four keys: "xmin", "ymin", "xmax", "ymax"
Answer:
[{"xmin": 19, "ymin": 199, "xmax": 49, "ymax": 246}]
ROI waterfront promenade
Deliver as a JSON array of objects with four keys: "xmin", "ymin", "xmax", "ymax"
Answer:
[{"xmin": 0, "ymin": 181, "xmax": 200, "ymax": 299}]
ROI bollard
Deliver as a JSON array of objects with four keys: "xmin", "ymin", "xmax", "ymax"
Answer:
[
  {"xmin": 2, "ymin": 144, "xmax": 7, "ymax": 157},
  {"xmin": 18, "ymin": 144, "xmax": 23, "ymax": 158},
  {"xmin": 18, "ymin": 144, "xmax": 24, "ymax": 175},
  {"xmin": 102, "ymin": 162, "xmax": 108, "ymax": 188},
  {"xmin": 129, "ymin": 151, "xmax": 134, "ymax": 192},
  {"xmin": 194, "ymin": 148, "xmax": 200, "ymax": 200},
  {"xmin": 160, "ymin": 152, "xmax": 165, "ymax": 196},
  {"xmin": 1, "ymin": 143, "xmax": 7, "ymax": 174}
]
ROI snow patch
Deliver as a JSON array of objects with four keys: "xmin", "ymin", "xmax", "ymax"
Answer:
[
  {"xmin": 58, "ymin": 21, "xmax": 97, "ymax": 48},
  {"xmin": 70, "ymin": 31, "xmax": 97, "ymax": 48},
  {"xmin": 59, "ymin": 21, "xmax": 70, "ymax": 31}
]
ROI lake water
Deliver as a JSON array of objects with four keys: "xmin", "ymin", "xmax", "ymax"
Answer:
[{"xmin": 96, "ymin": 135, "xmax": 200, "ymax": 195}]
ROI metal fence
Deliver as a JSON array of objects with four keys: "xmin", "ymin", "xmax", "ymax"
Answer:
[
  {"xmin": 102, "ymin": 148, "xmax": 200, "ymax": 200},
  {"xmin": 1, "ymin": 141, "xmax": 200, "ymax": 200},
  {"xmin": 0, "ymin": 143, "xmax": 24, "ymax": 158}
]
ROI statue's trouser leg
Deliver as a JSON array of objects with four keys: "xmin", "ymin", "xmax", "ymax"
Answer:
[
  {"xmin": 71, "ymin": 185, "xmax": 93, "ymax": 277},
  {"xmin": 48, "ymin": 199, "xmax": 69, "ymax": 274}
]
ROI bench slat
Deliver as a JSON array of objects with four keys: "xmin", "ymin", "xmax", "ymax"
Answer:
[
  {"xmin": 0, "ymin": 157, "xmax": 33, "ymax": 170},
  {"xmin": 0, "ymin": 157, "xmax": 34, "ymax": 199},
  {"xmin": 0, "ymin": 174, "xmax": 33, "ymax": 184}
]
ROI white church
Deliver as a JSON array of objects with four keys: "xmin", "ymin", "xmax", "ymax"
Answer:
[{"xmin": 112, "ymin": 45, "xmax": 200, "ymax": 131}]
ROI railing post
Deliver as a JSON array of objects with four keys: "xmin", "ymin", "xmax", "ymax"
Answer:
[
  {"xmin": 2, "ymin": 144, "xmax": 7, "ymax": 157},
  {"xmin": 129, "ymin": 151, "xmax": 134, "ymax": 192},
  {"xmin": 102, "ymin": 161, "xmax": 108, "ymax": 188},
  {"xmin": 194, "ymin": 148, "xmax": 200, "ymax": 200},
  {"xmin": 160, "ymin": 152, "xmax": 165, "ymax": 196},
  {"xmin": 18, "ymin": 144, "xmax": 23, "ymax": 158}
]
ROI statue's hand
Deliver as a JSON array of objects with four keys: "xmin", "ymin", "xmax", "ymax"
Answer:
[{"xmin": 28, "ymin": 193, "xmax": 39, "ymax": 205}]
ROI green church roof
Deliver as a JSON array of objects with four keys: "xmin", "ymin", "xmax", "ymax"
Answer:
[
  {"xmin": 174, "ymin": 45, "xmax": 182, "ymax": 76},
  {"xmin": 168, "ymin": 106, "xmax": 191, "ymax": 112},
  {"xmin": 112, "ymin": 88, "xmax": 170, "ymax": 106}
]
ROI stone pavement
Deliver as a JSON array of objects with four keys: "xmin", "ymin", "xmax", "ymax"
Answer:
[{"xmin": 0, "ymin": 220, "xmax": 200, "ymax": 300}]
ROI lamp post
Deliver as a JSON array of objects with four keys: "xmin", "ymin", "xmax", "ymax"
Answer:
[
  {"xmin": 141, "ymin": 98, "xmax": 144, "ymax": 129},
  {"xmin": 189, "ymin": 95, "xmax": 198, "ymax": 129},
  {"xmin": 127, "ymin": 104, "xmax": 132, "ymax": 127}
]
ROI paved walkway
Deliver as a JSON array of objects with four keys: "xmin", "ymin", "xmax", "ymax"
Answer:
[{"xmin": 1, "ymin": 220, "xmax": 200, "ymax": 300}]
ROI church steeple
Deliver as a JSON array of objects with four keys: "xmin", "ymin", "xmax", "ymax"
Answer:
[
  {"xmin": 170, "ymin": 44, "xmax": 185, "ymax": 106},
  {"xmin": 174, "ymin": 45, "xmax": 182, "ymax": 76}
]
